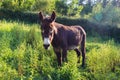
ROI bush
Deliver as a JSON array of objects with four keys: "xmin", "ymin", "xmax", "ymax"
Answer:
[
  {"xmin": 0, "ymin": 9, "xmax": 38, "ymax": 23},
  {"xmin": 51, "ymin": 64, "xmax": 80, "ymax": 80},
  {"xmin": 86, "ymin": 40, "xmax": 120, "ymax": 79}
]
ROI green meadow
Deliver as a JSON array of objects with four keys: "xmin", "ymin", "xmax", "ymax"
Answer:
[
  {"xmin": 0, "ymin": 20, "xmax": 120, "ymax": 80},
  {"xmin": 0, "ymin": 0, "xmax": 120, "ymax": 80}
]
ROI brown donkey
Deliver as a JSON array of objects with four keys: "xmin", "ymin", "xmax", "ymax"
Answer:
[{"xmin": 39, "ymin": 11, "xmax": 86, "ymax": 67}]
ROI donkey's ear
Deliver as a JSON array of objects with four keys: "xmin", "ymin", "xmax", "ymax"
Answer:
[
  {"xmin": 50, "ymin": 11, "xmax": 56, "ymax": 22},
  {"xmin": 39, "ymin": 12, "xmax": 44, "ymax": 21}
]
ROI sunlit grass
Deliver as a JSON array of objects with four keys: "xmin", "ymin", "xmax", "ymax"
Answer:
[{"xmin": 0, "ymin": 20, "xmax": 39, "ymax": 32}]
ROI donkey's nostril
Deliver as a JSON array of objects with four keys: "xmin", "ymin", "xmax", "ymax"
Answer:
[{"xmin": 43, "ymin": 44, "xmax": 50, "ymax": 50}]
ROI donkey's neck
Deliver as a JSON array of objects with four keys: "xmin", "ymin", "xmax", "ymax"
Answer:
[
  {"xmin": 53, "ymin": 22, "xmax": 64, "ymax": 28},
  {"xmin": 51, "ymin": 32, "xmax": 60, "ymax": 48},
  {"xmin": 51, "ymin": 22, "xmax": 63, "ymax": 48}
]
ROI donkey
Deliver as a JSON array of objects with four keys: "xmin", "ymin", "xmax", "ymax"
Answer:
[{"xmin": 39, "ymin": 11, "xmax": 86, "ymax": 67}]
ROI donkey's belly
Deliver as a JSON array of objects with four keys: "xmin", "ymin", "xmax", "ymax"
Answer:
[
  {"xmin": 67, "ymin": 35, "xmax": 81, "ymax": 47},
  {"xmin": 67, "ymin": 45, "xmax": 79, "ymax": 50},
  {"xmin": 67, "ymin": 33, "xmax": 81, "ymax": 50}
]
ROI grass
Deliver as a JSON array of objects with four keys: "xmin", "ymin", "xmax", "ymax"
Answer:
[{"xmin": 0, "ymin": 20, "xmax": 120, "ymax": 80}]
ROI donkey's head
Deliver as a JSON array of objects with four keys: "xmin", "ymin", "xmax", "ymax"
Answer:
[{"xmin": 39, "ymin": 11, "xmax": 56, "ymax": 50}]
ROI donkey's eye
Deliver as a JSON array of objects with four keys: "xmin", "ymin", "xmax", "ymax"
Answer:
[{"xmin": 49, "ymin": 29, "xmax": 53, "ymax": 33}]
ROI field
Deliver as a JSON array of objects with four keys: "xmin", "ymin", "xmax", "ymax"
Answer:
[{"xmin": 0, "ymin": 20, "xmax": 120, "ymax": 80}]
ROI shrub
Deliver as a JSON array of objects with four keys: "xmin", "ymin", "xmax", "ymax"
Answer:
[
  {"xmin": 0, "ymin": 60, "xmax": 18, "ymax": 80},
  {"xmin": 86, "ymin": 40, "xmax": 120, "ymax": 79},
  {"xmin": 51, "ymin": 64, "xmax": 80, "ymax": 80}
]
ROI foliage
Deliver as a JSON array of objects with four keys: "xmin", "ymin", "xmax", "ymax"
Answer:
[
  {"xmin": 0, "ymin": 20, "xmax": 120, "ymax": 80},
  {"xmin": 0, "ymin": 0, "xmax": 120, "ymax": 22},
  {"xmin": 102, "ymin": 4, "xmax": 120, "ymax": 24},
  {"xmin": 0, "ymin": 9, "xmax": 38, "ymax": 23},
  {"xmin": 91, "ymin": 3, "xmax": 103, "ymax": 22},
  {"xmin": 0, "ymin": 1, "xmax": 2, "ymax": 8},
  {"xmin": 55, "ymin": 0, "xmax": 68, "ymax": 15},
  {"xmin": 81, "ymin": 3, "xmax": 92, "ymax": 15},
  {"xmin": 32, "ymin": 0, "xmax": 55, "ymax": 13},
  {"xmin": 1, "ymin": 0, "xmax": 34, "ymax": 11},
  {"xmin": 67, "ymin": 0, "xmax": 83, "ymax": 17},
  {"xmin": 86, "ymin": 40, "xmax": 120, "ymax": 80},
  {"xmin": 87, "ymin": 3, "xmax": 120, "ymax": 24}
]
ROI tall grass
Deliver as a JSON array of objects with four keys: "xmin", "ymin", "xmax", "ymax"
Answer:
[{"xmin": 0, "ymin": 20, "xmax": 120, "ymax": 80}]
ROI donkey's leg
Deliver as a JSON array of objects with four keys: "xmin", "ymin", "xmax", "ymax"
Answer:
[
  {"xmin": 74, "ymin": 48, "xmax": 81, "ymax": 63},
  {"xmin": 56, "ymin": 52, "xmax": 62, "ymax": 66},
  {"xmin": 62, "ymin": 49, "xmax": 68, "ymax": 62},
  {"xmin": 81, "ymin": 48, "xmax": 85, "ymax": 67},
  {"xmin": 54, "ymin": 48, "xmax": 62, "ymax": 66}
]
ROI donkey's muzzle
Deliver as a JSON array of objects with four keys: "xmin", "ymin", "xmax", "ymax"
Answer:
[
  {"xmin": 43, "ymin": 44, "xmax": 50, "ymax": 50},
  {"xmin": 43, "ymin": 37, "xmax": 50, "ymax": 50}
]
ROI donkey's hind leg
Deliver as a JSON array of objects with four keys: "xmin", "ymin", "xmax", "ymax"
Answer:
[
  {"xmin": 74, "ymin": 48, "xmax": 81, "ymax": 63},
  {"xmin": 62, "ymin": 49, "xmax": 68, "ymax": 62}
]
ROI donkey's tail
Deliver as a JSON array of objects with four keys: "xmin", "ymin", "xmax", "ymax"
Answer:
[{"xmin": 81, "ymin": 31, "xmax": 86, "ymax": 67}]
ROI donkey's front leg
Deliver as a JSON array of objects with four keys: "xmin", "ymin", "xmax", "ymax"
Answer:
[
  {"xmin": 54, "ymin": 48, "xmax": 62, "ymax": 66},
  {"xmin": 62, "ymin": 49, "xmax": 68, "ymax": 62},
  {"xmin": 56, "ymin": 52, "xmax": 62, "ymax": 66}
]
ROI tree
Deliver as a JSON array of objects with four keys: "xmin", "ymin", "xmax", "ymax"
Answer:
[
  {"xmin": 67, "ymin": 0, "xmax": 83, "ymax": 16},
  {"xmin": 81, "ymin": 0, "xmax": 93, "ymax": 15},
  {"xmin": 91, "ymin": 3, "xmax": 103, "ymax": 22},
  {"xmin": 102, "ymin": 0, "xmax": 108, "ymax": 8},
  {"xmin": 55, "ymin": 0, "xmax": 68, "ymax": 15},
  {"xmin": 79, "ymin": 0, "xmax": 84, "ymax": 5},
  {"xmin": 1, "ymin": 0, "xmax": 34, "ymax": 11},
  {"xmin": 112, "ymin": 0, "xmax": 120, "ymax": 7},
  {"xmin": 88, "ymin": 0, "xmax": 92, "ymax": 6},
  {"xmin": 32, "ymin": 0, "xmax": 56, "ymax": 13}
]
